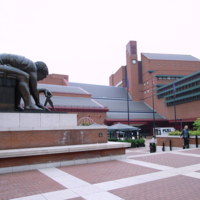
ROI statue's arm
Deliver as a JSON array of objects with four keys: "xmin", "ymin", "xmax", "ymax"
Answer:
[{"xmin": 29, "ymin": 72, "xmax": 41, "ymax": 106}]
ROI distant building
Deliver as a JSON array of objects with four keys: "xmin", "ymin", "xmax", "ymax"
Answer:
[
  {"xmin": 110, "ymin": 41, "xmax": 200, "ymax": 132},
  {"xmin": 39, "ymin": 41, "xmax": 200, "ymax": 136}
]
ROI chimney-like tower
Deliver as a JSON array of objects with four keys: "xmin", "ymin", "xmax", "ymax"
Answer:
[{"xmin": 126, "ymin": 41, "xmax": 141, "ymax": 101}]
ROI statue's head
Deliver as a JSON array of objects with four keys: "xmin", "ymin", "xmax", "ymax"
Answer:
[{"xmin": 35, "ymin": 61, "xmax": 49, "ymax": 81}]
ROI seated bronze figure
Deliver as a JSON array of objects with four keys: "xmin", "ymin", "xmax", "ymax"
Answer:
[{"xmin": 0, "ymin": 53, "xmax": 52, "ymax": 110}]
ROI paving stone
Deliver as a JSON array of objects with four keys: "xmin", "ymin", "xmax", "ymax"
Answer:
[
  {"xmin": 133, "ymin": 153, "xmax": 200, "ymax": 167},
  {"xmin": 59, "ymin": 160, "xmax": 159, "ymax": 184},
  {"xmin": 0, "ymin": 170, "xmax": 65, "ymax": 200},
  {"xmin": 110, "ymin": 175, "xmax": 200, "ymax": 200}
]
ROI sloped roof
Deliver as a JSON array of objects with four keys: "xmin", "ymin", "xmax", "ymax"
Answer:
[
  {"xmin": 142, "ymin": 53, "xmax": 200, "ymax": 61},
  {"xmin": 96, "ymin": 99, "xmax": 152, "ymax": 112},
  {"xmin": 38, "ymin": 84, "xmax": 89, "ymax": 95},
  {"xmin": 39, "ymin": 82, "xmax": 165, "ymax": 120},
  {"xmin": 39, "ymin": 95, "xmax": 104, "ymax": 109},
  {"xmin": 69, "ymin": 82, "xmax": 129, "ymax": 99},
  {"xmin": 107, "ymin": 112, "xmax": 165, "ymax": 120},
  {"xmin": 68, "ymin": 82, "xmax": 165, "ymax": 120}
]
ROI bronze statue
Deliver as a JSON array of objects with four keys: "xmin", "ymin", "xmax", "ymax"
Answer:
[{"xmin": 0, "ymin": 53, "xmax": 52, "ymax": 110}]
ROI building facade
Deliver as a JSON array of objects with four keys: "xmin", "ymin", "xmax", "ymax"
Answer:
[
  {"xmin": 110, "ymin": 41, "xmax": 200, "ymax": 130},
  {"xmin": 38, "ymin": 41, "xmax": 200, "ymax": 135}
]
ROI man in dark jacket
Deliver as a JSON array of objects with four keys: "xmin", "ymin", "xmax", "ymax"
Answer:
[
  {"xmin": 0, "ymin": 53, "xmax": 51, "ymax": 110},
  {"xmin": 181, "ymin": 125, "xmax": 190, "ymax": 149}
]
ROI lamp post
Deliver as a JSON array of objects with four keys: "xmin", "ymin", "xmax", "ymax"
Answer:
[
  {"xmin": 173, "ymin": 83, "xmax": 177, "ymax": 129},
  {"xmin": 148, "ymin": 70, "xmax": 156, "ymax": 137},
  {"xmin": 125, "ymin": 66, "xmax": 130, "ymax": 125}
]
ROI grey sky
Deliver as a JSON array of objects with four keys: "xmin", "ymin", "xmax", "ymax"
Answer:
[{"xmin": 1, "ymin": 0, "xmax": 200, "ymax": 85}]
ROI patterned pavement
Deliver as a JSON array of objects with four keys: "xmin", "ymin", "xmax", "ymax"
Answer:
[{"xmin": 1, "ymin": 142, "xmax": 200, "ymax": 200}]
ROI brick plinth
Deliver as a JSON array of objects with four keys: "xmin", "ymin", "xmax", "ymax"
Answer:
[
  {"xmin": 0, "ymin": 128, "xmax": 107, "ymax": 150},
  {"xmin": 0, "ymin": 148, "xmax": 125, "ymax": 168}
]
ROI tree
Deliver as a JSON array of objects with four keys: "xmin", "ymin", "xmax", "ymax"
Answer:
[{"xmin": 193, "ymin": 118, "xmax": 200, "ymax": 131}]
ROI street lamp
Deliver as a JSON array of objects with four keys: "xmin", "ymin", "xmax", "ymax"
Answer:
[
  {"xmin": 148, "ymin": 70, "xmax": 156, "ymax": 137},
  {"xmin": 125, "ymin": 65, "xmax": 130, "ymax": 125}
]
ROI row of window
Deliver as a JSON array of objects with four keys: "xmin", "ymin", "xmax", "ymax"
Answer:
[
  {"xmin": 157, "ymin": 77, "xmax": 200, "ymax": 98},
  {"xmin": 157, "ymin": 76, "xmax": 182, "ymax": 80},
  {"xmin": 167, "ymin": 94, "xmax": 200, "ymax": 106},
  {"xmin": 143, "ymin": 76, "xmax": 182, "ymax": 87},
  {"xmin": 157, "ymin": 74, "xmax": 200, "ymax": 95}
]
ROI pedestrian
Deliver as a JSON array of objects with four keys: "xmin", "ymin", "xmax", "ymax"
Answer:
[{"xmin": 180, "ymin": 125, "xmax": 190, "ymax": 149}]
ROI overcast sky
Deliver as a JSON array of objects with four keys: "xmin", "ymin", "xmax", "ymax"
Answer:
[{"xmin": 1, "ymin": 0, "xmax": 200, "ymax": 85}]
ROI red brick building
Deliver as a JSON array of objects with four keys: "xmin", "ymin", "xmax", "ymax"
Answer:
[
  {"xmin": 110, "ymin": 41, "xmax": 200, "ymax": 131},
  {"xmin": 39, "ymin": 41, "xmax": 200, "ymax": 135}
]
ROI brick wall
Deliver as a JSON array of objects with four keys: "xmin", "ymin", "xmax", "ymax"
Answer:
[
  {"xmin": 0, "ymin": 128, "xmax": 108, "ymax": 150},
  {"xmin": 39, "ymin": 74, "xmax": 68, "ymax": 85},
  {"xmin": 109, "ymin": 66, "xmax": 126, "ymax": 87},
  {"xmin": 157, "ymin": 136, "xmax": 200, "ymax": 148}
]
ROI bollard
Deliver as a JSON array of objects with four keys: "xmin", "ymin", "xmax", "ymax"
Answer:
[
  {"xmin": 169, "ymin": 140, "xmax": 172, "ymax": 151},
  {"xmin": 196, "ymin": 135, "xmax": 198, "ymax": 148},
  {"xmin": 150, "ymin": 142, "xmax": 156, "ymax": 153},
  {"xmin": 162, "ymin": 142, "xmax": 165, "ymax": 151}
]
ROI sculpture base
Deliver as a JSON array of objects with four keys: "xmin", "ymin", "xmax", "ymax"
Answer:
[
  {"xmin": 0, "ymin": 112, "xmax": 108, "ymax": 149},
  {"xmin": 0, "ymin": 77, "xmax": 16, "ymax": 111},
  {"xmin": 0, "ymin": 113, "xmax": 130, "ymax": 174},
  {"xmin": 0, "ymin": 142, "xmax": 130, "ymax": 174},
  {"xmin": 0, "ymin": 128, "xmax": 108, "ymax": 149}
]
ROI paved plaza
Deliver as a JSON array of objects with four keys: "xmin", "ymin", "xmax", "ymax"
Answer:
[{"xmin": 1, "ymin": 143, "xmax": 200, "ymax": 200}]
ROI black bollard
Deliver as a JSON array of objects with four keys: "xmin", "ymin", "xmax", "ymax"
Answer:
[
  {"xmin": 169, "ymin": 140, "xmax": 172, "ymax": 151},
  {"xmin": 196, "ymin": 135, "xmax": 198, "ymax": 148},
  {"xmin": 162, "ymin": 142, "xmax": 165, "ymax": 151}
]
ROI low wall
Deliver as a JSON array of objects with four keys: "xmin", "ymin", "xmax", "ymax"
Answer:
[
  {"xmin": 0, "ymin": 142, "xmax": 131, "ymax": 173},
  {"xmin": 0, "ymin": 77, "xmax": 16, "ymax": 111},
  {"xmin": 0, "ymin": 127, "xmax": 108, "ymax": 150},
  {"xmin": 0, "ymin": 112, "xmax": 108, "ymax": 149},
  {"xmin": 156, "ymin": 135, "xmax": 200, "ymax": 151}
]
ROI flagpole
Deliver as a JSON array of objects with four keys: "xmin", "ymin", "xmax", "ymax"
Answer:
[
  {"xmin": 173, "ymin": 83, "xmax": 176, "ymax": 129},
  {"xmin": 148, "ymin": 70, "xmax": 156, "ymax": 137},
  {"xmin": 173, "ymin": 83, "xmax": 177, "ymax": 129},
  {"xmin": 125, "ymin": 66, "xmax": 130, "ymax": 125}
]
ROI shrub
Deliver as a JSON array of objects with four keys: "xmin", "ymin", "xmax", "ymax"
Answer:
[
  {"xmin": 108, "ymin": 138, "xmax": 145, "ymax": 147},
  {"xmin": 169, "ymin": 130, "xmax": 200, "ymax": 136},
  {"xmin": 169, "ymin": 130, "xmax": 181, "ymax": 136},
  {"xmin": 193, "ymin": 118, "xmax": 200, "ymax": 131},
  {"xmin": 189, "ymin": 130, "xmax": 200, "ymax": 136}
]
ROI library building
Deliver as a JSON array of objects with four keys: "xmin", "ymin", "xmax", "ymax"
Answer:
[{"xmin": 39, "ymin": 41, "xmax": 200, "ymax": 136}]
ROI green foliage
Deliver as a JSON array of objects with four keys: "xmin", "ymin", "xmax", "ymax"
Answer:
[
  {"xmin": 169, "ymin": 130, "xmax": 200, "ymax": 136},
  {"xmin": 189, "ymin": 130, "xmax": 200, "ymax": 136},
  {"xmin": 81, "ymin": 122, "xmax": 91, "ymax": 126},
  {"xmin": 193, "ymin": 118, "xmax": 200, "ymax": 131},
  {"xmin": 108, "ymin": 138, "xmax": 145, "ymax": 147},
  {"xmin": 169, "ymin": 130, "xmax": 181, "ymax": 136}
]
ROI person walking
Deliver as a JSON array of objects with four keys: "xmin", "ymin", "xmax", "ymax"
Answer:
[{"xmin": 181, "ymin": 125, "xmax": 190, "ymax": 149}]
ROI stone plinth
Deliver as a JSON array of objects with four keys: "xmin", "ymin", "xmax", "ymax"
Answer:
[
  {"xmin": 0, "ymin": 78, "xmax": 16, "ymax": 111},
  {"xmin": 0, "ymin": 127, "xmax": 108, "ymax": 149},
  {"xmin": 0, "ymin": 142, "xmax": 131, "ymax": 173},
  {"xmin": 0, "ymin": 112, "xmax": 77, "ymax": 131},
  {"xmin": 0, "ymin": 112, "xmax": 130, "ymax": 174},
  {"xmin": 0, "ymin": 113, "xmax": 109, "ymax": 149}
]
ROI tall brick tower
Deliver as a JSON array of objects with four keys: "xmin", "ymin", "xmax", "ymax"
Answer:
[{"xmin": 126, "ymin": 41, "xmax": 142, "ymax": 101}]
